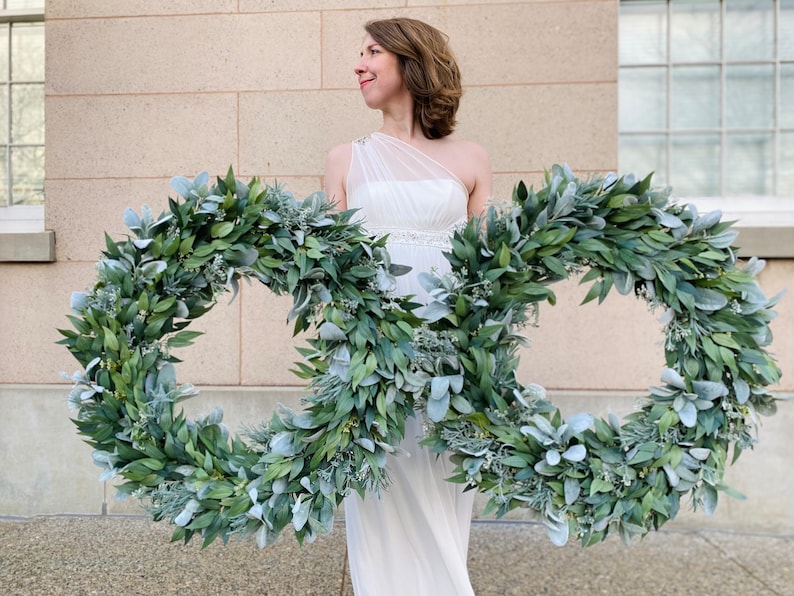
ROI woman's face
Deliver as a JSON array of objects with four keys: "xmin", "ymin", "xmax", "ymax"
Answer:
[{"xmin": 354, "ymin": 33, "xmax": 408, "ymax": 110}]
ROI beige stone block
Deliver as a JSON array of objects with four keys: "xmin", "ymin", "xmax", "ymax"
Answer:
[
  {"xmin": 239, "ymin": 284, "xmax": 312, "ymax": 386},
  {"xmin": 46, "ymin": 94, "xmax": 238, "ymax": 179},
  {"xmin": 458, "ymin": 84, "xmax": 618, "ymax": 174},
  {"xmin": 512, "ymin": 276, "xmax": 663, "ymax": 391},
  {"xmin": 0, "ymin": 262, "xmax": 97, "ymax": 384},
  {"xmin": 239, "ymin": 90, "xmax": 380, "ymax": 177},
  {"xmin": 322, "ymin": 3, "xmax": 617, "ymax": 89},
  {"xmin": 46, "ymin": 13, "xmax": 320, "ymax": 95},
  {"xmin": 240, "ymin": 0, "xmax": 403, "ymax": 10},
  {"xmin": 758, "ymin": 259, "xmax": 794, "ymax": 392},
  {"xmin": 46, "ymin": 1, "xmax": 237, "ymax": 18},
  {"xmin": 46, "ymin": 178, "xmax": 174, "ymax": 262},
  {"xmin": 0, "ymin": 385, "xmax": 104, "ymax": 515}
]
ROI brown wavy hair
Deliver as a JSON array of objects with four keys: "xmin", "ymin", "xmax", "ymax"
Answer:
[{"xmin": 365, "ymin": 18, "xmax": 462, "ymax": 139}]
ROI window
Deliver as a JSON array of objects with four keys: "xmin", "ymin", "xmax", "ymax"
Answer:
[
  {"xmin": 619, "ymin": 0, "xmax": 793, "ymax": 200},
  {"xmin": 0, "ymin": 0, "xmax": 44, "ymax": 233}
]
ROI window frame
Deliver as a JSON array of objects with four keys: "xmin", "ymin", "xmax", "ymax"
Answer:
[
  {"xmin": 619, "ymin": 0, "xmax": 794, "ymax": 258},
  {"xmin": 0, "ymin": 3, "xmax": 50, "ymax": 261}
]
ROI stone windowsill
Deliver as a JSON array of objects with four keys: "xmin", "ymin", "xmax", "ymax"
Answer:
[{"xmin": 0, "ymin": 231, "xmax": 56, "ymax": 262}]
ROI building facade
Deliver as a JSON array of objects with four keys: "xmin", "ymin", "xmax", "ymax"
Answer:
[{"xmin": 1, "ymin": 1, "xmax": 792, "ymax": 535}]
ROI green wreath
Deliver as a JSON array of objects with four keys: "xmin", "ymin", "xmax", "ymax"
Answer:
[{"xmin": 60, "ymin": 165, "xmax": 782, "ymax": 548}]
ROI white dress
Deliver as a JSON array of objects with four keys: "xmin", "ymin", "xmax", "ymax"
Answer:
[{"xmin": 344, "ymin": 132, "xmax": 476, "ymax": 596}]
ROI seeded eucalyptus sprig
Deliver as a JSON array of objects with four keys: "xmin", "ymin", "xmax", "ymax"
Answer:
[{"xmin": 60, "ymin": 165, "xmax": 781, "ymax": 549}]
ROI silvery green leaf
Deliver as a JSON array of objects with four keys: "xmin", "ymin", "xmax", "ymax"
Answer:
[
  {"xmin": 689, "ymin": 448, "xmax": 710, "ymax": 461},
  {"xmin": 431, "ymin": 376, "xmax": 450, "ymax": 400},
  {"xmin": 426, "ymin": 391, "xmax": 450, "ymax": 422},
  {"xmin": 193, "ymin": 171, "xmax": 209, "ymax": 188},
  {"xmin": 694, "ymin": 287, "xmax": 728, "ymax": 312},
  {"xmin": 247, "ymin": 503, "xmax": 263, "ymax": 521},
  {"xmin": 448, "ymin": 374, "xmax": 464, "ymax": 394},
  {"xmin": 545, "ymin": 450, "xmax": 561, "ymax": 466},
  {"xmin": 174, "ymin": 300, "xmax": 189, "ymax": 318},
  {"xmin": 741, "ymin": 256, "xmax": 766, "ymax": 276},
  {"xmin": 123, "ymin": 207, "xmax": 142, "ymax": 231},
  {"xmin": 662, "ymin": 464, "xmax": 680, "ymax": 487},
  {"xmin": 421, "ymin": 301, "xmax": 452, "ymax": 323},
  {"xmin": 272, "ymin": 477, "xmax": 288, "ymax": 494},
  {"xmin": 652, "ymin": 208, "xmax": 684, "ymax": 229},
  {"xmin": 561, "ymin": 444, "xmax": 586, "ymax": 462},
  {"xmin": 658, "ymin": 307, "xmax": 675, "ymax": 325},
  {"xmin": 733, "ymin": 378, "xmax": 750, "ymax": 404},
  {"xmin": 563, "ymin": 413, "xmax": 594, "ymax": 438},
  {"xmin": 319, "ymin": 322, "xmax": 347, "ymax": 341},
  {"xmin": 673, "ymin": 394, "xmax": 686, "ymax": 412},
  {"xmin": 132, "ymin": 238, "xmax": 153, "ymax": 249},
  {"xmin": 564, "ymin": 476, "xmax": 581, "ymax": 506},
  {"xmin": 140, "ymin": 260, "xmax": 167, "ymax": 278},
  {"xmin": 521, "ymin": 425, "xmax": 554, "ymax": 446},
  {"xmin": 678, "ymin": 401, "xmax": 697, "ymax": 428},
  {"xmin": 450, "ymin": 394, "xmax": 474, "ymax": 414},
  {"xmin": 708, "ymin": 230, "xmax": 738, "ymax": 249},
  {"xmin": 548, "ymin": 173, "xmax": 562, "ymax": 197},
  {"xmin": 544, "ymin": 516, "xmax": 569, "ymax": 546},
  {"xmin": 692, "ymin": 380, "xmax": 728, "ymax": 401},
  {"xmin": 389, "ymin": 263, "xmax": 412, "ymax": 277},
  {"xmin": 375, "ymin": 268, "xmax": 395, "ymax": 293},
  {"xmin": 174, "ymin": 499, "xmax": 200, "ymax": 527},
  {"xmin": 612, "ymin": 270, "xmax": 634, "ymax": 295},
  {"xmin": 359, "ymin": 372, "xmax": 381, "ymax": 386},
  {"xmin": 692, "ymin": 209, "xmax": 722, "ymax": 234},
  {"xmin": 608, "ymin": 413, "xmax": 622, "ymax": 433},
  {"xmin": 698, "ymin": 485, "xmax": 718, "ymax": 516},
  {"xmin": 269, "ymin": 431, "xmax": 296, "ymax": 456},
  {"xmin": 374, "ymin": 440, "xmax": 396, "ymax": 453},
  {"xmin": 170, "ymin": 176, "xmax": 194, "ymax": 199},
  {"xmin": 661, "ymin": 368, "xmax": 687, "ymax": 390},
  {"xmin": 532, "ymin": 414, "xmax": 557, "ymax": 438},
  {"xmin": 319, "ymin": 477, "xmax": 334, "ymax": 497},
  {"xmin": 300, "ymin": 476, "xmax": 315, "ymax": 494},
  {"xmin": 70, "ymin": 291, "xmax": 89, "ymax": 312},
  {"xmin": 418, "ymin": 271, "xmax": 441, "ymax": 293},
  {"xmin": 355, "ymin": 437, "xmax": 375, "ymax": 452},
  {"xmin": 256, "ymin": 524, "xmax": 277, "ymax": 548}
]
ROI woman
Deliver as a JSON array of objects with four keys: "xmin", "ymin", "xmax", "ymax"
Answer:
[{"xmin": 324, "ymin": 17, "xmax": 492, "ymax": 595}]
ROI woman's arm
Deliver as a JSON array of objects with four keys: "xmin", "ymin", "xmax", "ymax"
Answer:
[
  {"xmin": 324, "ymin": 143, "xmax": 352, "ymax": 211},
  {"xmin": 466, "ymin": 142, "xmax": 493, "ymax": 219}
]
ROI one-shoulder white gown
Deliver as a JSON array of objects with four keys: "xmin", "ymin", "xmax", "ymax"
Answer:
[{"xmin": 343, "ymin": 132, "xmax": 476, "ymax": 596}]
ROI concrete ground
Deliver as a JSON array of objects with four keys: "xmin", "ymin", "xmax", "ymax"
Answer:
[{"xmin": 0, "ymin": 516, "xmax": 791, "ymax": 595}]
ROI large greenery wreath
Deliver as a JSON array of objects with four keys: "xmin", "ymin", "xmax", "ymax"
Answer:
[{"xmin": 60, "ymin": 165, "xmax": 782, "ymax": 548}]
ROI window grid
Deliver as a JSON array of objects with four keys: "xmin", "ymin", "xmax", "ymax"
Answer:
[
  {"xmin": 1, "ymin": 3, "xmax": 44, "ymax": 213},
  {"xmin": 619, "ymin": 0, "xmax": 793, "ymax": 198}
]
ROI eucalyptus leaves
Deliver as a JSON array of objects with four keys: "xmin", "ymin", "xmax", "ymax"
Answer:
[{"xmin": 61, "ymin": 165, "xmax": 781, "ymax": 549}]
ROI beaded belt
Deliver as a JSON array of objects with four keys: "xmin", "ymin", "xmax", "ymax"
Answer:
[{"xmin": 367, "ymin": 227, "xmax": 454, "ymax": 249}]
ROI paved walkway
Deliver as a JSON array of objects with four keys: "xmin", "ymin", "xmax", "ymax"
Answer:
[{"xmin": 1, "ymin": 516, "xmax": 791, "ymax": 595}]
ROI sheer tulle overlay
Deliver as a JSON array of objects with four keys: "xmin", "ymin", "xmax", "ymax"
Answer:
[{"xmin": 344, "ymin": 133, "xmax": 476, "ymax": 596}]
